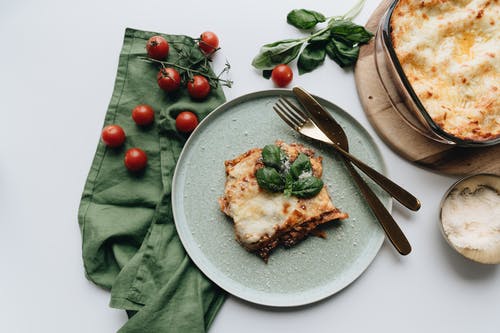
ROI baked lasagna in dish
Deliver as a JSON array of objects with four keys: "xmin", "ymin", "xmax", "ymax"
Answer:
[
  {"xmin": 390, "ymin": 0, "xmax": 500, "ymax": 141},
  {"xmin": 218, "ymin": 141, "xmax": 348, "ymax": 261}
]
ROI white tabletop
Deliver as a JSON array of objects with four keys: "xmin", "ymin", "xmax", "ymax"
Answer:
[{"xmin": 1, "ymin": 0, "xmax": 499, "ymax": 332}]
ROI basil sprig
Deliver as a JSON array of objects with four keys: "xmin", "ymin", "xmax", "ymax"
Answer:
[
  {"xmin": 251, "ymin": 0, "xmax": 373, "ymax": 75},
  {"xmin": 289, "ymin": 152, "xmax": 311, "ymax": 179},
  {"xmin": 255, "ymin": 167, "xmax": 285, "ymax": 192},
  {"xmin": 261, "ymin": 144, "xmax": 287, "ymax": 171},
  {"xmin": 256, "ymin": 145, "xmax": 323, "ymax": 199},
  {"xmin": 287, "ymin": 9, "xmax": 326, "ymax": 29},
  {"xmin": 291, "ymin": 177, "xmax": 324, "ymax": 198},
  {"xmin": 251, "ymin": 39, "xmax": 303, "ymax": 70},
  {"xmin": 326, "ymin": 39, "xmax": 360, "ymax": 68}
]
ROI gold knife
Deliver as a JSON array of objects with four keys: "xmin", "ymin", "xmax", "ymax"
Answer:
[
  {"xmin": 292, "ymin": 86, "xmax": 412, "ymax": 255},
  {"xmin": 292, "ymin": 87, "xmax": 421, "ymax": 211}
]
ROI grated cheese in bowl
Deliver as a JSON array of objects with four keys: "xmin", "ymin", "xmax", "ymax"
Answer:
[{"xmin": 440, "ymin": 174, "xmax": 500, "ymax": 264}]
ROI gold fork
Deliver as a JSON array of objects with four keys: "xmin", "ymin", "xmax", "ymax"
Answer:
[
  {"xmin": 273, "ymin": 97, "xmax": 412, "ymax": 255},
  {"xmin": 275, "ymin": 97, "xmax": 420, "ymax": 211}
]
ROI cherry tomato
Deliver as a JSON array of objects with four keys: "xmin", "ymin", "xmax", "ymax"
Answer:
[
  {"xmin": 146, "ymin": 36, "xmax": 169, "ymax": 60},
  {"xmin": 132, "ymin": 104, "xmax": 155, "ymax": 126},
  {"xmin": 199, "ymin": 31, "xmax": 219, "ymax": 54},
  {"xmin": 271, "ymin": 64, "xmax": 293, "ymax": 87},
  {"xmin": 124, "ymin": 148, "xmax": 148, "ymax": 172},
  {"xmin": 187, "ymin": 75, "xmax": 211, "ymax": 99},
  {"xmin": 175, "ymin": 111, "xmax": 199, "ymax": 133},
  {"xmin": 157, "ymin": 67, "xmax": 181, "ymax": 92},
  {"xmin": 101, "ymin": 125, "xmax": 126, "ymax": 148}
]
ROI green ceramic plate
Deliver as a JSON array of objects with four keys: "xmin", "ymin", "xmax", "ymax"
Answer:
[{"xmin": 172, "ymin": 90, "xmax": 389, "ymax": 307}]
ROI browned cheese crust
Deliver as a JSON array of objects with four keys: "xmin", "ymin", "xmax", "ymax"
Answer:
[
  {"xmin": 390, "ymin": 0, "xmax": 500, "ymax": 141},
  {"xmin": 218, "ymin": 141, "xmax": 348, "ymax": 261}
]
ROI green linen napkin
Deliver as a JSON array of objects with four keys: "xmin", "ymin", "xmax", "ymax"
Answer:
[{"xmin": 78, "ymin": 28, "xmax": 226, "ymax": 332}]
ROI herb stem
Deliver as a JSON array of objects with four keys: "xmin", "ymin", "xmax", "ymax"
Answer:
[
  {"xmin": 304, "ymin": 0, "xmax": 367, "ymax": 43},
  {"xmin": 307, "ymin": 27, "xmax": 328, "ymax": 40},
  {"xmin": 251, "ymin": 1, "xmax": 371, "ymax": 72},
  {"xmin": 303, "ymin": 16, "xmax": 342, "ymax": 43},
  {"xmin": 342, "ymin": 0, "xmax": 367, "ymax": 20},
  {"xmin": 139, "ymin": 57, "xmax": 233, "ymax": 86}
]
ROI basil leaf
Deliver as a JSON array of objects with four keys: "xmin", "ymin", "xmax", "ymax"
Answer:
[
  {"xmin": 289, "ymin": 153, "xmax": 312, "ymax": 179},
  {"xmin": 287, "ymin": 9, "xmax": 326, "ymax": 30},
  {"xmin": 262, "ymin": 69, "xmax": 272, "ymax": 79},
  {"xmin": 329, "ymin": 20, "xmax": 373, "ymax": 46},
  {"xmin": 283, "ymin": 173, "xmax": 294, "ymax": 197},
  {"xmin": 291, "ymin": 177, "xmax": 324, "ymax": 198},
  {"xmin": 262, "ymin": 144, "xmax": 283, "ymax": 170},
  {"xmin": 326, "ymin": 39, "xmax": 360, "ymax": 68},
  {"xmin": 297, "ymin": 43, "xmax": 326, "ymax": 75},
  {"xmin": 251, "ymin": 39, "xmax": 303, "ymax": 70},
  {"xmin": 279, "ymin": 148, "xmax": 289, "ymax": 167},
  {"xmin": 256, "ymin": 167, "xmax": 285, "ymax": 193},
  {"xmin": 310, "ymin": 29, "xmax": 331, "ymax": 43}
]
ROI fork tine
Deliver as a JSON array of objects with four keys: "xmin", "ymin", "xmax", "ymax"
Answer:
[
  {"xmin": 280, "ymin": 97, "xmax": 309, "ymax": 122},
  {"xmin": 276, "ymin": 99, "xmax": 305, "ymax": 125},
  {"xmin": 274, "ymin": 103, "xmax": 303, "ymax": 127},
  {"xmin": 273, "ymin": 105, "xmax": 301, "ymax": 130}
]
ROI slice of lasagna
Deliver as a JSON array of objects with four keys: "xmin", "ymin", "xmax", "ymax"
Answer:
[{"xmin": 218, "ymin": 141, "xmax": 348, "ymax": 261}]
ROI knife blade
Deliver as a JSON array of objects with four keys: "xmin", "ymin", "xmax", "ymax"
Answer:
[
  {"xmin": 292, "ymin": 87, "xmax": 350, "ymax": 149},
  {"xmin": 292, "ymin": 86, "xmax": 412, "ymax": 255},
  {"xmin": 292, "ymin": 86, "xmax": 421, "ymax": 211}
]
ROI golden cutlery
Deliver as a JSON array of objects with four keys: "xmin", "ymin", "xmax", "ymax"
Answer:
[
  {"xmin": 290, "ymin": 87, "xmax": 421, "ymax": 211},
  {"xmin": 273, "ymin": 90, "xmax": 412, "ymax": 255}
]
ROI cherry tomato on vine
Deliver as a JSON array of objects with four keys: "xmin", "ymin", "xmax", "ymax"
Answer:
[
  {"xmin": 187, "ymin": 75, "xmax": 211, "ymax": 100},
  {"xmin": 175, "ymin": 111, "xmax": 199, "ymax": 133},
  {"xmin": 132, "ymin": 104, "xmax": 155, "ymax": 126},
  {"xmin": 199, "ymin": 31, "xmax": 219, "ymax": 54},
  {"xmin": 157, "ymin": 67, "xmax": 181, "ymax": 92},
  {"xmin": 146, "ymin": 36, "xmax": 169, "ymax": 60},
  {"xmin": 101, "ymin": 125, "xmax": 126, "ymax": 148},
  {"xmin": 124, "ymin": 148, "xmax": 148, "ymax": 172},
  {"xmin": 271, "ymin": 64, "xmax": 293, "ymax": 87}
]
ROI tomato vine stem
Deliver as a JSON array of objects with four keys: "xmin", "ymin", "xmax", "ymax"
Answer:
[{"xmin": 139, "ymin": 56, "xmax": 233, "ymax": 88}]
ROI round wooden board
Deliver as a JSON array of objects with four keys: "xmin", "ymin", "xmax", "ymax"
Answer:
[{"xmin": 354, "ymin": 0, "xmax": 500, "ymax": 175}]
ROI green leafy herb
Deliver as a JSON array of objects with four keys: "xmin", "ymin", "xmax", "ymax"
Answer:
[
  {"xmin": 287, "ymin": 9, "xmax": 326, "ymax": 30},
  {"xmin": 262, "ymin": 144, "xmax": 287, "ymax": 170},
  {"xmin": 297, "ymin": 43, "xmax": 326, "ymax": 75},
  {"xmin": 289, "ymin": 153, "xmax": 312, "ymax": 179},
  {"xmin": 326, "ymin": 39, "xmax": 360, "ymax": 68},
  {"xmin": 291, "ymin": 177, "xmax": 324, "ymax": 198},
  {"xmin": 256, "ymin": 167, "xmax": 285, "ymax": 193},
  {"xmin": 262, "ymin": 69, "xmax": 273, "ymax": 79},
  {"xmin": 329, "ymin": 20, "xmax": 373, "ymax": 46},
  {"xmin": 251, "ymin": 39, "xmax": 303, "ymax": 70},
  {"xmin": 256, "ymin": 145, "xmax": 323, "ymax": 199},
  {"xmin": 251, "ymin": 0, "xmax": 372, "ymax": 73},
  {"xmin": 283, "ymin": 173, "xmax": 294, "ymax": 197},
  {"xmin": 309, "ymin": 29, "xmax": 331, "ymax": 44}
]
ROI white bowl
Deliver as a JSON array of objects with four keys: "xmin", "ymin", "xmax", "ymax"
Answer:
[{"xmin": 439, "ymin": 174, "xmax": 500, "ymax": 264}]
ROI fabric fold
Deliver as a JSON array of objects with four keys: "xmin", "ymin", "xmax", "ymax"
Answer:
[{"xmin": 78, "ymin": 27, "xmax": 226, "ymax": 332}]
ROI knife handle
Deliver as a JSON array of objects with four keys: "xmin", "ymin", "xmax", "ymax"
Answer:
[
  {"xmin": 342, "ymin": 159, "xmax": 412, "ymax": 255},
  {"xmin": 330, "ymin": 143, "xmax": 421, "ymax": 211}
]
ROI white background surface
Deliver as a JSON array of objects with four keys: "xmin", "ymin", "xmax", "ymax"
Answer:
[{"xmin": 1, "ymin": 0, "xmax": 499, "ymax": 332}]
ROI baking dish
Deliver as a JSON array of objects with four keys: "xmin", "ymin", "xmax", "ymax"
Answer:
[{"xmin": 374, "ymin": 0, "xmax": 500, "ymax": 147}]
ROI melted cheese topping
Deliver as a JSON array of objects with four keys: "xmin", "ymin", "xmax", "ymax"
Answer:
[
  {"xmin": 391, "ymin": 0, "xmax": 500, "ymax": 141},
  {"xmin": 219, "ymin": 142, "xmax": 347, "ymax": 254},
  {"xmin": 232, "ymin": 191, "xmax": 297, "ymax": 244}
]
